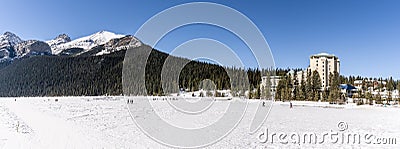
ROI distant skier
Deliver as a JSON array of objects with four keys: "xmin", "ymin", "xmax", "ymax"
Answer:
[
  {"xmin": 290, "ymin": 102, "xmax": 293, "ymax": 108},
  {"xmin": 262, "ymin": 101, "xmax": 266, "ymax": 107}
]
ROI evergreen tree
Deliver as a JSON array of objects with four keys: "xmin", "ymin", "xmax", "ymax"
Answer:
[
  {"xmin": 328, "ymin": 72, "xmax": 340, "ymax": 104},
  {"xmin": 299, "ymin": 73, "xmax": 306, "ymax": 101},
  {"xmin": 248, "ymin": 86, "xmax": 253, "ymax": 99},
  {"xmin": 366, "ymin": 92, "xmax": 373, "ymax": 105},
  {"xmin": 261, "ymin": 86, "xmax": 265, "ymax": 99},
  {"xmin": 386, "ymin": 77, "xmax": 395, "ymax": 103},
  {"xmin": 397, "ymin": 82, "xmax": 400, "ymax": 104},
  {"xmin": 261, "ymin": 74, "xmax": 272, "ymax": 100},
  {"xmin": 293, "ymin": 85, "xmax": 299, "ymax": 101},
  {"xmin": 255, "ymin": 84, "xmax": 261, "ymax": 99},
  {"xmin": 276, "ymin": 77, "xmax": 285, "ymax": 101},
  {"xmin": 266, "ymin": 74, "xmax": 272, "ymax": 100},
  {"xmin": 284, "ymin": 75, "xmax": 293, "ymax": 101},
  {"xmin": 375, "ymin": 92, "xmax": 382, "ymax": 104},
  {"xmin": 311, "ymin": 70, "xmax": 321, "ymax": 101},
  {"xmin": 322, "ymin": 89, "xmax": 328, "ymax": 101},
  {"xmin": 361, "ymin": 79, "xmax": 367, "ymax": 97},
  {"xmin": 305, "ymin": 70, "xmax": 313, "ymax": 101}
]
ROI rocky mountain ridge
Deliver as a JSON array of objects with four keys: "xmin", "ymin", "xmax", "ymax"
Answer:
[{"xmin": 0, "ymin": 31, "xmax": 142, "ymax": 61}]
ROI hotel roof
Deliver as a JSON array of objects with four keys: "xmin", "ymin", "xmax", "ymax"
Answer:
[{"xmin": 310, "ymin": 52, "xmax": 339, "ymax": 59}]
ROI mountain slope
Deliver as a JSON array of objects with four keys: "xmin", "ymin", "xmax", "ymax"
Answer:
[
  {"xmin": 49, "ymin": 31, "xmax": 125, "ymax": 55},
  {"xmin": 46, "ymin": 34, "xmax": 71, "ymax": 54},
  {"xmin": 14, "ymin": 40, "xmax": 52, "ymax": 57},
  {"xmin": 0, "ymin": 32, "xmax": 23, "ymax": 60},
  {"xmin": 0, "ymin": 31, "xmax": 262, "ymax": 97},
  {"xmin": 0, "ymin": 32, "xmax": 52, "ymax": 60},
  {"xmin": 0, "ymin": 52, "xmax": 125, "ymax": 96},
  {"xmin": 0, "ymin": 45, "xmax": 235, "ymax": 97}
]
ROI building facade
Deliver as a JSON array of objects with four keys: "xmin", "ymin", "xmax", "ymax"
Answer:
[
  {"xmin": 260, "ymin": 76, "xmax": 281, "ymax": 97},
  {"xmin": 260, "ymin": 53, "xmax": 340, "ymax": 97},
  {"xmin": 308, "ymin": 53, "xmax": 340, "ymax": 90}
]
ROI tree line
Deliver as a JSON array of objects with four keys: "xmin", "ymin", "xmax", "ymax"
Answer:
[
  {"xmin": 0, "ymin": 45, "xmax": 274, "ymax": 97},
  {"xmin": 274, "ymin": 69, "xmax": 343, "ymax": 103},
  {"xmin": 274, "ymin": 68, "xmax": 400, "ymax": 104}
]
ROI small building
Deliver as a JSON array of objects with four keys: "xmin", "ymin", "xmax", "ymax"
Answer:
[
  {"xmin": 353, "ymin": 80, "xmax": 363, "ymax": 91},
  {"xmin": 340, "ymin": 84, "xmax": 357, "ymax": 97}
]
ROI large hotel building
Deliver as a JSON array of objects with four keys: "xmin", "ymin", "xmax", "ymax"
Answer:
[
  {"xmin": 308, "ymin": 53, "xmax": 340, "ymax": 89},
  {"xmin": 261, "ymin": 53, "xmax": 340, "ymax": 95}
]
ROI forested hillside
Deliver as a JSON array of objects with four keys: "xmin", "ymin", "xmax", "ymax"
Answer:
[
  {"xmin": 0, "ymin": 52, "xmax": 125, "ymax": 96},
  {"xmin": 0, "ymin": 46, "xmax": 266, "ymax": 97}
]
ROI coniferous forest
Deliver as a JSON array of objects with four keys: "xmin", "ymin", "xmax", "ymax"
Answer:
[{"xmin": 0, "ymin": 46, "xmax": 270, "ymax": 97}]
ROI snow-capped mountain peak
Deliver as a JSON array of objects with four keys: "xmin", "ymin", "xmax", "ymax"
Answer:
[
  {"xmin": 46, "ymin": 34, "xmax": 71, "ymax": 54},
  {"xmin": 51, "ymin": 30, "xmax": 125, "ymax": 55},
  {"xmin": 50, "ymin": 34, "xmax": 71, "ymax": 44},
  {"xmin": 0, "ymin": 31, "xmax": 143, "ymax": 59},
  {"xmin": 0, "ymin": 32, "xmax": 24, "ymax": 60},
  {"xmin": 86, "ymin": 30, "xmax": 125, "ymax": 45},
  {"xmin": 95, "ymin": 35, "xmax": 142, "ymax": 56},
  {"xmin": 0, "ymin": 31, "xmax": 23, "ymax": 47}
]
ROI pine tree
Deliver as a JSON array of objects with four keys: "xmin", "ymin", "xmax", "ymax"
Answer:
[
  {"xmin": 397, "ymin": 82, "xmax": 400, "ymax": 104},
  {"xmin": 265, "ymin": 74, "xmax": 272, "ymax": 100},
  {"xmin": 248, "ymin": 86, "xmax": 253, "ymax": 99},
  {"xmin": 276, "ymin": 78, "xmax": 285, "ymax": 101},
  {"xmin": 305, "ymin": 71, "xmax": 313, "ymax": 101},
  {"xmin": 322, "ymin": 89, "xmax": 328, "ymax": 101},
  {"xmin": 299, "ymin": 73, "xmax": 306, "ymax": 101},
  {"xmin": 293, "ymin": 86, "xmax": 299, "ymax": 101},
  {"xmin": 285, "ymin": 75, "xmax": 293, "ymax": 101},
  {"xmin": 386, "ymin": 77, "xmax": 395, "ymax": 104},
  {"xmin": 261, "ymin": 86, "xmax": 265, "ymax": 99},
  {"xmin": 255, "ymin": 84, "xmax": 261, "ymax": 99},
  {"xmin": 328, "ymin": 72, "xmax": 340, "ymax": 104},
  {"xmin": 366, "ymin": 92, "xmax": 373, "ymax": 105},
  {"xmin": 376, "ymin": 92, "xmax": 382, "ymax": 104},
  {"xmin": 311, "ymin": 70, "xmax": 321, "ymax": 101}
]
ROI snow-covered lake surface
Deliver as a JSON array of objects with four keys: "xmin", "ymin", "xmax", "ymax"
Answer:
[{"xmin": 0, "ymin": 97, "xmax": 399, "ymax": 148}]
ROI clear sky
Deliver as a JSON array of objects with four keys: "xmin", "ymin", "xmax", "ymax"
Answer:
[{"xmin": 1, "ymin": 0, "xmax": 400, "ymax": 79}]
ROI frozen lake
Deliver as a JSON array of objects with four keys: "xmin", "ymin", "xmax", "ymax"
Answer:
[{"xmin": 0, "ymin": 97, "xmax": 399, "ymax": 148}]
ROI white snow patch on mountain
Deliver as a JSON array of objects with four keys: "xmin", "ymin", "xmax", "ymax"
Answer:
[
  {"xmin": 95, "ymin": 36, "xmax": 142, "ymax": 56},
  {"xmin": 0, "ymin": 32, "xmax": 24, "ymax": 61},
  {"xmin": 51, "ymin": 31, "xmax": 124, "ymax": 55},
  {"xmin": 46, "ymin": 34, "xmax": 71, "ymax": 54},
  {"xmin": 0, "ymin": 32, "xmax": 23, "ymax": 48}
]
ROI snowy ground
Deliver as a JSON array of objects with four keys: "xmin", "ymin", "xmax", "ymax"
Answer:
[{"xmin": 0, "ymin": 97, "xmax": 399, "ymax": 148}]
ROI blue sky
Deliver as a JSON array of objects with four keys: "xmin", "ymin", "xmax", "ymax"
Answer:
[{"xmin": 1, "ymin": 0, "xmax": 400, "ymax": 79}]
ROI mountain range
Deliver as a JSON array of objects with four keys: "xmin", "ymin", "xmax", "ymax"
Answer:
[
  {"xmin": 0, "ymin": 31, "xmax": 142, "ymax": 62},
  {"xmin": 0, "ymin": 31, "xmax": 145, "ymax": 96}
]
